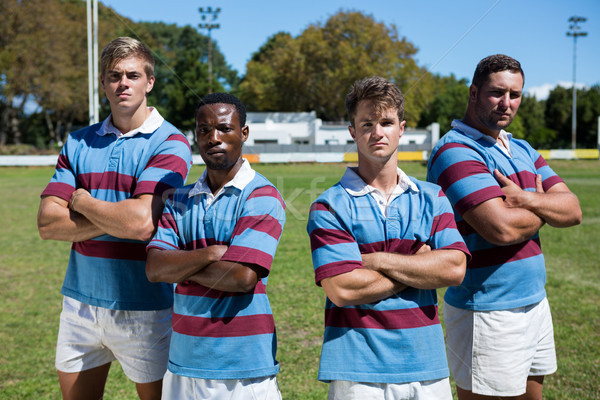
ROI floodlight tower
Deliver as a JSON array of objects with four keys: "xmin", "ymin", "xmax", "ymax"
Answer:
[
  {"xmin": 566, "ymin": 16, "xmax": 587, "ymax": 150},
  {"xmin": 199, "ymin": 6, "xmax": 221, "ymax": 94}
]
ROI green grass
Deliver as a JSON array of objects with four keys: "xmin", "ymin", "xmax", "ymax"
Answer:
[{"xmin": 0, "ymin": 160, "xmax": 598, "ymax": 399}]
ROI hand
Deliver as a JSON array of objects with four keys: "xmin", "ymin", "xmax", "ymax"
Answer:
[
  {"xmin": 493, "ymin": 169, "xmax": 538, "ymax": 209},
  {"xmin": 69, "ymin": 189, "xmax": 91, "ymax": 212},
  {"xmin": 416, "ymin": 244, "xmax": 431, "ymax": 254},
  {"xmin": 208, "ymin": 244, "xmax": 228, "ymax": 263}
]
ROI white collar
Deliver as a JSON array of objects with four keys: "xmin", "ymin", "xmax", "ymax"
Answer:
[
  {"xmin": 97, "ymin": 107, "xmax": 164, "ymax": 138},
  {"xmin": 340, "ymin": 166, "xmax": 419, "ymax": 198},
  {"xmin": 451, "ymin": 119, "xmax": 513, "ymax": 144},
  {"xmin": 188, "ymin": 158, "xmax": 255, "ymax": 198},
  {"xmin": 451, "ymin": 119, "xmax": 512, "ymax": 156}
]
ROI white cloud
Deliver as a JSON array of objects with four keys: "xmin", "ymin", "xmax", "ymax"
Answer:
[{"xmin": 526, "ymin": 82, "xmax": 588, "ymax": 100}]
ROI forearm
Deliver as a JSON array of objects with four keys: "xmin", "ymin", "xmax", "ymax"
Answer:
[
  {"xmin": 72, "ymin": 192, "xmax": 158, "ymax": 241},
  {"xmin": 321, "ymin": 269, "xmax": 407, "ymax": 307},
  {"xmin": 146, "ymin": 247, "xmax": 223, "ymax": 284},
  {"xmin": 187, "ymin": 261, "xmax": 260, "ymax": 293},
  {"xmin": 364, "ymin": 250, "xmax": 466, "ymax": 289},
  {"xmin": 37, "ymin": 196, "xmax": 104, "ymax": 242},
  {"xmin": 523, "ymin": 191, "xmax": 582, "ymax": 228}
]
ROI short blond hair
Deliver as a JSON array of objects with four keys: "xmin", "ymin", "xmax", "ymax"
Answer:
[{"xmin": 100, "ymin": 37, "xmax": 154, "ymax": 78}]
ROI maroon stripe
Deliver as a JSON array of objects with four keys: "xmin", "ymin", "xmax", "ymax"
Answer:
[
  {"xmin": 221, "ymin": 246, "xmax": 272, "ymax": 270},
  {"xmin": 325, "ymin": 305, "xmax": 439, "ymax": 330},
  {"xmin": 158, "ymin": 212, "xmax": 178, "ymax": 231},
  {"xmin": 56, "ymin": 154, "xmax": 72, "ymax": 170},
  {"xmin": 166, "ymin": 134, "xmax": 192, "ymax": 149},
  {"xmin": 78, "ymin": 171, "xmax": 136, "ymax": 193},
  {"xmin": 430, "ymin": 142, "xmax": 470, "ymax": 168},
  {"xmin": 310, "ymin": 228, "xmax": 355, "ymax": 250},
  {"xmin": 387, "ymin": 238, "xmax": 422, "ymax": 254},
  {"xmin": 438, "ymin": 189, "xmax": 447, "ymax": 198},
  {"xmin": 74, "ymin": 240, "xmax": 147, "ymax": 261},
  {"xmin": 135, "ymin": 180, "xmax": 179, "ymax": 196},
  {"xmin": 314, "ymin": 260, "xmax": 361, "ymax": 284},
  {"xmin": 232, "ymin": 215, "xmax": 282, "ymax": 240},
  {"xmin": 534, "ymin": 154, "xmax": 548, "ymax": 170},
  {"xmin": 438, "ymin": 160, "xmax": 490, "ymax": 191},
  {"xmin": 184, "ymin": 238, "xmax": 223, "ymax": 249},
  {"xmin": 147, "ymin": 240, "xmax": 179, "ymax": 252},
  {"xmin": 542, "ymin": 175, "xmax": 564, "ymax": 192},
  {"xmin": 41, "ymin": 182, "xmax": 74, "ymax": 201},
  {"xmin": 247, "ymin": 186, "xmax": 285, "ymax": 210},
  {"xmin": 310, "ymin": 202, "xmax": 333, "ymax": 213},
  {"xmin": 145, "ymin": 154, "xmax": 190, "ymax": 180},
  {"xmin": 454, "ymin": 187, "xmax": 504, "ymax": 215},
  {"xmin": 358, "ymin": 241, "xmax": 386, "ymax": 253},
  {"xmin": 468, "ymin": 238, "xmax": 542, "ymax": 269},
  {"xmin": 172, "ymin": 312, "xmax": 275, "ymax": 337},
  {"xmin": 431, "ymin": 212, "xmax": 457, "ymax": 236},
  {"xmin": 176, "ymin": 281, "xmax": 267, "ymax": 298}
]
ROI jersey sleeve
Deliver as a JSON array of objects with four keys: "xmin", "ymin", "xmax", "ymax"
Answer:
[
  {"xmin": 307, "ymin": 198, "xmax": 362, "ymax": 286},
  {"xmin": 427, "ymin": 142, "xmax": 504, "ymax": 216},
  {"xmin": 219, "ymin": 185, "xmax": 286, "ymax": 278},
  {"xmin": 429, "ymin": 188, "xmax": 471, "ymax": 260},
  {"xmin": 40, "ymin": 139, "xmax": 77, "ymax": 201},
  {"xmin": 134, "ymin": 133, "xmax": 193, "ymax": 197},
  {"xmin": 147, "ymin": 196, "xmax": 182, "ymax": 252}
]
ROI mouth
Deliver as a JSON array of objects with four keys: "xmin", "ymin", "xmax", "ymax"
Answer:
[{"xmin": 206, "ymin": 148, "xmax": 225, "ymax": 155}]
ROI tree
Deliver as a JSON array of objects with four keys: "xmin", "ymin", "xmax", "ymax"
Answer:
[
  {"xmin": 240, "ymin": 10, "xmax": 428, "ymax": 122},
  {"xmin": 418, "ymin": 74, "xmax": 469, "ymax": 132},
  {"xmin": 513, "ymin": 94, "xmax": 556, "ymax": 149}
]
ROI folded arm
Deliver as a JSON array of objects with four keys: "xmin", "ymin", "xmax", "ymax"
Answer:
[
  {"xmin": 495, "ymin": 170, "xmax": 581, "ymax": 228},
  {"xmin": 37, "ymin": 195, "xmax": 105, "ymax": 242},
  {"xmin": 361, "ymin": 245, "xmax": 466, "ymax": 290},
  {"xmin": 69, "ymin": 189, "xmax": 165, "ymax": 241},
  {"xmin": 321, "ymin": 268, "xmax": 407, "ymax": 308}
]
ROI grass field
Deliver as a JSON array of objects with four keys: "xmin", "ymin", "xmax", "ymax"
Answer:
[{"xmin": 0, "ymin": 160, "xmax": 598, "ymax": 399}]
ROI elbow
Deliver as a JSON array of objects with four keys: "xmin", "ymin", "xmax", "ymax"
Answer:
[
  {"xmin": 232, "ymin": 270, "xmax": 260, "ymax": 293},
  {"xmin": 446, "ymin": 258, "xmax": 467, "ymax": 287},
  {"xmin": 325, "ymin": 288, "xmax": 358, "ymax": 308},
  {"xmin": 134, "ymin": 220, "xmax": 157, "ymax": 242}
]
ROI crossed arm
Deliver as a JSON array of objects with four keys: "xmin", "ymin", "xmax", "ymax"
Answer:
[
  {"xmin": 321, "ymin": 246, "xmax": 466, "ymax": 307},
  {"xmin": 37, "ymin": 188, "xmax": 164, "ymax": 243},
  {"xmin": 462, "ymin": 170, "xmax": 582, "ymax": 246},
  {"xmin": 146, "ymin": 246, "xmax": 260, "ymax": 293}
]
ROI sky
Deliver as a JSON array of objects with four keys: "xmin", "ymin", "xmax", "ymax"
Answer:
[{"xmin": 100, "ymin": 0, "xmax": 599, "ymax": 100}]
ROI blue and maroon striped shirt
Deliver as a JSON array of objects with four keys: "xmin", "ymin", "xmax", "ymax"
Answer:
[
  {"xmin": 427, "ymin": 120, "xmax": 564, "ymax": 311},
  {"xmin": 307, "ymin": 167, "xmax": 469, "ymax": 384},
  {"xmin": 41, "ymin": 109, "xmax": 192, "ymax": 310},
  {"xmin": 147, "ymin": 160, "xmax": 286, "ymax": 379}
]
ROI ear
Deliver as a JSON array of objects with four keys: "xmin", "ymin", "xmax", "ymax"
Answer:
[
  {"xmin": 469, "ymin": 85, "xmax": 478, "ymax": 102},
  {"xmin": 100, "ymin": 75, "xmax": 105, "ymax": 91},
  {"xmin": 241, "ymin": 125, "xmax": 249, "ymax": 143},
  {"xmin": 348, "ymin": 125, "xmax": 356, "ymax": 141},
  {"xmin": 398, "ymin": 120, "xmax": 406, "ymax": 140},
  {"xmin": 146, "ymin": 75, "xmax": 155, "ymax": 94}
]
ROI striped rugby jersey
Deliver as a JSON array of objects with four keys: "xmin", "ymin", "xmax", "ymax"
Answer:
[
  {"xmin": 147, "ymin": 160, "xmax": 286, "ymax": 379},
  {"xmin": 427, "ymin": 119, "xmax": 564, "ymax": 311},
  {"xmin": 41, "ymin": 109, "xmax": 192, "ymax": 310},
  {"xmin": 307, "ymin": 167, "xmax": 469, "ymax": 384}
]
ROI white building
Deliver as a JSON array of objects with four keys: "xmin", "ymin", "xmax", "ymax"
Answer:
[{"xmin": 246, "ymin": 111, "xmax": 437, "ymax": 148}]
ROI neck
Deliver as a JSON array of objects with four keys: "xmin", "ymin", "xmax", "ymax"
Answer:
[
  {"xmin": 111, "ymin": 101, "xmax": 151, "ymax": 134},
  {"xmin": 356, "ymin": 155, "xmax": 399, "ymax": 197},
  {"xmin": 461, "ymin": 113, "xmax": 500, "ymax": 140},
  {"xmin": 206, "ymin": 158, "xmax": 244, "ymax": 194}
]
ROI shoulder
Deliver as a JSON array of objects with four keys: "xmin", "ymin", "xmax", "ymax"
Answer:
[{"xmin": 244, "ymin": 173, "xmax": 286, "ymax": 207}]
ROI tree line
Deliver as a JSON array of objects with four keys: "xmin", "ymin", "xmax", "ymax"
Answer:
[{"xmin": 1, "ymin": 0, "xmax": 599, "ymax": 151}]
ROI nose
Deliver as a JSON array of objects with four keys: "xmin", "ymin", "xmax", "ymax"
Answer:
[
  {"xmin": 207, "ymin": 129, "xmax": 221, "ymax": 145},
  {"xmin": 373, "ymin": 123, "xmax": 385, "ymax": 138},
  {"xmin": 498, "ymin": 92, "xmax": 510, "ymax": 108},
  {"xmin": 118, "ymin": 74, "xmax": 130, "ymax": 87}
]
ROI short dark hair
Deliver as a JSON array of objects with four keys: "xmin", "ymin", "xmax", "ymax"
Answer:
[
  {"xmin": 472, "ymin": 54, "xmax": 525, "ymax": 88},
  {"xmin": 100, "ymin": 37, "xmax": 154, "ymax": 78},
  {"xmin": 197, "ymin": 93, "xmax": 247, "ymax": 127},
  {"xmin": 345, "ymin": 76, "xmax": 404, "ymax": 126}
]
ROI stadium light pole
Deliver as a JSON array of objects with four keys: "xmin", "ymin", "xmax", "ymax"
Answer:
[
  {"xmin": 198, "ymin": 7, "xmax": 221, "ymax": 94},
  {"xmin": 87, "ymin": 0, "xmax": 99, "ymax": 125},
  {"xmin": 566, "ymin": 16, "xmax": 587, "ymax": 150}
]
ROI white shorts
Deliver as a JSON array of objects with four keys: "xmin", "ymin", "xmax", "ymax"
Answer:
[
  {"xmin": 444, "ymin": 298, "xmax": 557, "ymax": 396},
  {"xmin": 55, "ymin": 296, "xmax": 172, "ymax": 384},
  {"xmin": 328, "ymin": 378, "xmax": 452, "ymax": 400},
  {"xmin": 162, "ymin": 370, "xmax": 282, "ymax": 400}
]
